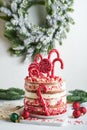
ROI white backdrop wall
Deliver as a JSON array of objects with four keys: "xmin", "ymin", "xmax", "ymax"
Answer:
[{"xmin": 0, "ymin": 0, "xmax": 87, "ymax": 90}]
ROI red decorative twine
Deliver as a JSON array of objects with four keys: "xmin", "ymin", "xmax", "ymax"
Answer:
[{"xmin": 37, "ymin": 84, "xmax": 49, "ymax": 116}]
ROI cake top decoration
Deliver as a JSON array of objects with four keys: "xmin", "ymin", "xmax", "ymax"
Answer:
[{"xmin": 28, "ymin": 49, "xmax": 64, "ymax": 78}]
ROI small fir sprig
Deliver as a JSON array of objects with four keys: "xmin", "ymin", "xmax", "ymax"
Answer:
[
  {"xmin": 0, "ymin": 87, "xmax": 25, "ymax": 100},
  {"xmin": 67, "ymin": 89, "xmax": 87, "ymax": 103},
  {"xmin": 0, "ymin": 0, "xmax": 75, "ymax": 61}
]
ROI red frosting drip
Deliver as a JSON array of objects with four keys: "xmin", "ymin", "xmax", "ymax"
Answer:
[{"xmin": 37, "ymin": 84, "xmax": 49, "ymax": 116}]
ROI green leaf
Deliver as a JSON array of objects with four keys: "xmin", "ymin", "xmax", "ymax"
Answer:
[
  {"xmin": 0, "ymin": 0, "xmax": 3, "ymax": 7},
  {"xmin": 47, "ymin": 42, "xmax": 54, "ymax": 53},
  {"xmin": 22, "ymin": 0, "xmax": 45, "ymax": 14},
  {"xmin": 4, "ymin": 29, "xmax": 24, "ymax": 46},
  {"xmin": 0, "ymin": 15, "xmax": 11, "ymax": 21},
  {"xmin": 51, "ymin": 0, "xmax": 55, "ymax": 3},
  {"xmin": 67, "ymin": 8, "xmax": 74, "ymax": 12},
  {"xmin": 9, "ymin": 48, "xmax": 24, "ymax": 56},
  {"xmin": 7, "ymin": 88, "xmax": 25, "ymax": 95},
  {"xmin": 32, "ymin": 47, "xmax": 41, "ymax": 59},
  {"xmin": 4, "ymin": 29, "xmax": 16, "ymax": 40},
  {"xmin": 67, "ymin": 89, "xmax": 87, "ymax": 103},
  {"xmin": 59, "ymin": 41, "xmax": 62, "ymax": 45},
  {"xmin": 0, "ymin": 87, "xmax": 25, "ymax": 100},
  {"xmin": 0, "ymin": 0, "xmax": 75, "ymax": 61},
  {"xmin": 57, "ymin": 20, "xmax": 62, "ymax": 26},
  {"xmin": 67, "ymin": 95, "xmax": 81, "ymax": 102}
]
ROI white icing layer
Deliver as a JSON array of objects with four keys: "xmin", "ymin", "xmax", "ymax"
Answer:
[
  {"xmin": 25, "ymin": 81, "xmax": 66, "ymax": 92},
  {"xmin": 25, "ymin": 90, "xmax": 66, "ymax": 99},
  {"xmin": 24, "ymin": 96, "xmax": 66, "ymax": 106}
]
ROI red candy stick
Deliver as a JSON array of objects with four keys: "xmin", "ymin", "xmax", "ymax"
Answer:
[
  {"xmin": 34, "ymin": 54, "xmax": 42, "ymax": 63},
  {"xmin": 37, "ymin": 84, "xmax": 49, "ymax": 116},
  {"xmin": 51, "ymin": 58, "xmax": 64, "ymax": 78},
  {"xmin": 48, "ymin": 49, "xmax": 60, "ymax": 60}
]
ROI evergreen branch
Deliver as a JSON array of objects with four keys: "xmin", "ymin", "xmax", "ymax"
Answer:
[
  {"xmin": 9, "ymin": 48, "xmax": 26, "ymax": 56},
  {"xmin": 0, "ymin": 0, "xmax": 3, "ymax": 7},
  {"xmin": 0, "ymin": 87, "xmax": 25, "ymax": 100},
  {"xmin": 29, "ymin": 0, "xmax": 45, "ymax": 6},
  {"xmin": 22, "ymin": 0, "xmax": 45, "ymax": 12},
  {"xmin": 67, "ymin": 89, "xmax": 87, "ymax": 103},
  {"xmin": 0, "ymin": 0, "xmax": 75, "ymax": 61},
  {"xmin": 0, "ymin": 15, "xmax": 11, "ymax": 21}
]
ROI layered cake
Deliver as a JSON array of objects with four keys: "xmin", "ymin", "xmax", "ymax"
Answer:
[{"xmin": 24, "ymin": 49, "xmax": 66, "ymax": 116}]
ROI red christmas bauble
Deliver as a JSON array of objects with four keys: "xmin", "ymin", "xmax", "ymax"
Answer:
[
  {"xmin": 79, "ymin": 107, "xmax": 86, "ymax": 115},
  {"xmin": 72, "ymin": 102, "xmax": 80, "ymax": 109},
  {"xmin": 73, "ymin": 109, "xmax": 81, "ymax": 118},
  {"xmin": 22, "ymin": 110, "xmax": 30, "ymax": 119}
]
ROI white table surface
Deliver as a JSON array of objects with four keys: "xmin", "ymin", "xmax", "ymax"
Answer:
[
  {"xmin": 0, "ymin": 120, "xmax": 87, "ymax": 130},
  {"xmin": 0, "ymin": 100, "xmax": 87, "ymax": 130}
]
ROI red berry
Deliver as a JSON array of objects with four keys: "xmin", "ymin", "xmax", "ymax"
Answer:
[
  {"xmin": 79, "ymin": 107, "xmax": 86, "ymax": 115},
  {"xmin": 72, "ymin": 102, "xmax": 80, "ymax": 109},
  {"xmin": 22, "ymin": 110, "xmax": 30, "ymax": 119},
  {"xmin": 73, "ymin": 109, "xmax": 81, "ymax": 118}
]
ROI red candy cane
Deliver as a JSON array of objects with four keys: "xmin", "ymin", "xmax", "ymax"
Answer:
[
  {"xmin": 48, "ymin": 49, "xmax": 60, "ymax": 60},
  {"xmin": 34, "ymin": 54, "xmax": 42, "ymax": 63},
  {"xmin": 51, "ymin": 58, "xmax": 64, "ymax": 78},
  {"xmin": 37, "ymin": 84, "xmax": 49, "ymax": 116}
]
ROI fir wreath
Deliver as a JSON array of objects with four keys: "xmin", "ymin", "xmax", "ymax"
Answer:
[{"xmin": 0, "ymin": 0, "xmax": 74, "ymax": 60}]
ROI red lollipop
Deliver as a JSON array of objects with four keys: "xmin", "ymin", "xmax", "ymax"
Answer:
[
  {"xmin": 28, "ymin": 62, "xmax": 40, "ymax": 77},
  {"xmin": 39, "ymin": 58, "xmax": 51, "ymax": 73},
  {"xmin": 28, "ymin": 62, "xmax": 39, "ymax": 71},
  {"xmin": 29, "ymin": 68, "xmax": 40, "ymax": 77}
]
